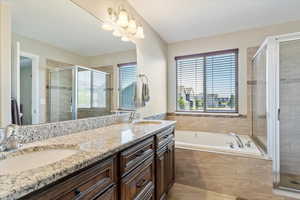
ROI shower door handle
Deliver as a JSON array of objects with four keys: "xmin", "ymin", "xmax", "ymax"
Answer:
[{"xmin": 278, "ymin": 108, "xmax": 280, "ymax": 121}]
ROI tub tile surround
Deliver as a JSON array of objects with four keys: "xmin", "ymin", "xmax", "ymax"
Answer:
[
  {"xmin": 0, "ymin": 119, "xmax": 176, "ymax": 200},
  {"xmin": 175, "ymin": 148, "xmax": 297, "ymax": 200},
  {"xmin": 167, "ymin": 47, "xmax": 259, "ymax": 136}
]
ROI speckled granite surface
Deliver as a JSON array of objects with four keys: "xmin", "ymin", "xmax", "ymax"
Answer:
[
  {"xmin": 0, "ymin": 120, "xmax": 175, "ymax": 200},
  {"xmin": 15, "ymin": 113, "xmax": 131, "ymax": 144}
]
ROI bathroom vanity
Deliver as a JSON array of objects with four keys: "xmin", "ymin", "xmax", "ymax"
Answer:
[{"xmin": 0, "ymin": 120, "xmax": 175, "ymax": 200}]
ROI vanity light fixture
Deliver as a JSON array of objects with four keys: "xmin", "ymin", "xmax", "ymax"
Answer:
[
  {"xmin": 116, "ymin": 9, "xmax": 129, "ymax": 27},
  {"xmin": 101, "ymin": 23, "xmax": 113, "ymax": 31},
  {"xmin": 101, "ymin": 7, "xmax": 144, "ymax": 41},
  {"xmin": 113, "ymin": 29, "xmax": 122, "ymax": 37},
  {"xmin": 121, "ymin": 36, "xmax": 130, "ymax": 42}
]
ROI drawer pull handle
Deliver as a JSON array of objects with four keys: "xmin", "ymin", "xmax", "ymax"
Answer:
[
  {"xmin": 74, "ymin": 188, "xmax": 81, "ymax": 196},
  {"xmin": 136, "ymin": 179, "xmax": 147, "ymax": 188},
  {"xmin": 162, "ymin": 135, "xmax": 169, "ymax": 140}
]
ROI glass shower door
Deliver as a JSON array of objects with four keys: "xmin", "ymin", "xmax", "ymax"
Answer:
[
  {"xmin": 279, "ymin": 39, "xmax": 300, "ymax": 191},
  {"xmin": 252, "ymin": 47, "xmax": 268, "ymax": 152},
  {"xmin": 48, "ymin": 68, "xmax": 73, "ymax": 122}
]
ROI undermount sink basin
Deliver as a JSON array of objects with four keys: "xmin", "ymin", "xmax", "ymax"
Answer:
[
  {"xmin": 0, "ymin": 146, "xmax": 79, "ymax": 175},
  {"xmin": 132, "ymin": 121, "xmax": 162, "ymax": 126}
]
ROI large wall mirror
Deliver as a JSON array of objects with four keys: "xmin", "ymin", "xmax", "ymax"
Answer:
[{"xmin": 10, "ymin": 0, "xmax": 137, "ymax": 125}]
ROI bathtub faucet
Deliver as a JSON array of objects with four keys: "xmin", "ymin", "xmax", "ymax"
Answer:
[{"xmin": 230, "ymin": 133, "xmax": 244, "ymax": 148}]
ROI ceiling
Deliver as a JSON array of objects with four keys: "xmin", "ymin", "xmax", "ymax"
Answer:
[
  {"xmin": 128, "ymin": 0, "xmax": 300, "ymax": 43},
  {"xmin": 10, "ymin": 0, "xmax": 135, "ymax": 56}
]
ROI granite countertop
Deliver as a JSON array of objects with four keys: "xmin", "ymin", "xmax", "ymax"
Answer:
[{"xmin": 0, "ymin": 120, "xmax": 176, "ymax": 200}]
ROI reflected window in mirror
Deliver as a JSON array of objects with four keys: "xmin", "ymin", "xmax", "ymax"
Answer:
[
  {"xmin": 78, "ymin": 69, "xmax": 108, "ymax": 109},
  {"xmin": 118, "ymin": 63, "xmax": 137, "ymax": 110}
]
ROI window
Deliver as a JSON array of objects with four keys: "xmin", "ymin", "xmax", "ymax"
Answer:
[
  {"xmin": 176, "ymin": 49, "xmax": 238, "ymax": 113},
  {"xmin": 119, "ymin": 62, "xmax": 137, "ymax": 110},
  {"xmin": 78, "ymin": 69, "xmax": 107, "ymax": 108}
]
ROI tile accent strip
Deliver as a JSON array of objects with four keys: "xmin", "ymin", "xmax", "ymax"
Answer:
[{"xmin": 15, "ymin": 113, "xmax": 131, "ymax": 144}]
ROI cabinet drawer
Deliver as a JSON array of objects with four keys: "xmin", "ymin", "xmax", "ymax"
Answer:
[
  {"xmin": 156, "ymin": 127, "xmax": 174, "ymax": 149},
  {"xmin": 25, "ymin": 156, "xmax": 117, "ymax": 200},
  {"xmin": 121, "ymin": 156, "xmax": 155, "ymax": 200},
  {"xmin": 137, "ymin": 183, "xmax": 154, "ymax": 200},
  {"xmin": 94, "ymin": 185, "xmax": 117, "ymax": 200},
  {"xmin": 120, "ymin": 137, "xmax": 154, "ymax": 176}
]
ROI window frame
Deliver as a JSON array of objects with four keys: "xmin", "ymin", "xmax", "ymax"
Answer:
[
  {"xmin": 118, "ymin": 62, "xmax": 137, "ymax": 111},
  {"xmin": 175, "ymin": 48, "xmax": 239, "ymax": 114}
]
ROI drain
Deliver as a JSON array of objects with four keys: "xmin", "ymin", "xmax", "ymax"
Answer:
[{"xmin": 290, "ymin": 180, "xmax": 300, "ymax": 185}]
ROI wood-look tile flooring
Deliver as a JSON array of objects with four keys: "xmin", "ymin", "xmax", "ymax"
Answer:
[{"xmin": 168, "ymin": 183, "xmax": 238, "ymax": 200}]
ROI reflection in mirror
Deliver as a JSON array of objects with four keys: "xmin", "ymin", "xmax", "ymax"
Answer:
[{"xmin": 10, "ymin": 0, "xmax": 137, "ymax": 125}]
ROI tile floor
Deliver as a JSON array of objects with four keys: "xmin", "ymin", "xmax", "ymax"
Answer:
[{"xmin": 168, "ymin": 183, "xmax": 238, "ymax": 200}]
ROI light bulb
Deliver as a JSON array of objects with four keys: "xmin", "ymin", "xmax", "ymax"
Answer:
[
  {"xmin": 102, "ymin": 23, "xmax": 113, "ymax": 31},
  {"xmin": 127, "ymin": 19, "xmax": 137, "ymax": 34},
  {"xmin": 113, "ymin": 30, "xmax": 122, "ymax": 37},
  {"xmin": 121, "ymin": 36, "xmax": 129, "ymax": 42},
  {"xmin": 117, "ymin": 9, "xmax": 129, "ymax": 27},
  {"xmin": 135, "ymin": 26, "xmax": 144, "ymax": 39}
]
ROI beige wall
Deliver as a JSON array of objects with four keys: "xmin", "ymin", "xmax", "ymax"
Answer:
[
  {"xmin": 0, "ymin": 2, "xmax": 11, "ymax": 127},
  {"xmin": 12, "ymin": 33, "xmax": 89, "ymax": 123},
  {"xmin": 168, "ymin": 20, "xmax": 300, "ymax": 115}
]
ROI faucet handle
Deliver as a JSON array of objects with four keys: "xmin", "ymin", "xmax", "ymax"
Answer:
[
  {"xmin": 0, "ymin": 129, "xmax": 5, "ymax": 144},
  {"xmin": 5, "ymin": 124, "xmax": 17, "ymax": 138}
]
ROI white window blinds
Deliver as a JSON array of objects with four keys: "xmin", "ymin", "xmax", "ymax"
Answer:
[
  {"xmin": 119, "ymin": 63, "xmax": 137, "ymax": 110},
  {"xmin": 176, "ymin": 49, "xmax": 238, "ymax": 113}
]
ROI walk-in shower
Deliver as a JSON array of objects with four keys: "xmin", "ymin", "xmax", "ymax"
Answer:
[
  {"xmin": 48, "ymin": 66, "xmax": 111, "ymax": 122},
  {"xmin": 253, "ymin": 32, "xmax": 300, "ymax": 195}
]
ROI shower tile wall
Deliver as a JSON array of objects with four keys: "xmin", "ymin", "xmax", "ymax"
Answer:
[{"xmin": 280, "ymin": 39, "xmax": 300, "ymax": 178}]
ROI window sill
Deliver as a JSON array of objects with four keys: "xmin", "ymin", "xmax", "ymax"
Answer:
[{"xmin": 169, "ymin": 112, "xmax": 246, "ymax": 118}]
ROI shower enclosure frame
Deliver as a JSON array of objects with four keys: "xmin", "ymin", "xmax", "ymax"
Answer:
[
  {"xmin": 254, "ymin": 32, "xmax": 300, "ymax": 195},
  {"xmin": 48, "ymin": 65, "xmax": 111, "ymax": 121}
]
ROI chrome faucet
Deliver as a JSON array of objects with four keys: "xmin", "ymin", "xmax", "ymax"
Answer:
[
  {"xmin": 0, "ymin": 125, "xmax": 19, "ymax": 152},
  {"xmin": 230, "ymin": 132, "xmax": 244, "ymax": 148}
]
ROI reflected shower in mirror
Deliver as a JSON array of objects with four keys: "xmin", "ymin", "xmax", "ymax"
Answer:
[{"xmin": 10, "ymin": 0, "xmax": 137, "ymax": 125}]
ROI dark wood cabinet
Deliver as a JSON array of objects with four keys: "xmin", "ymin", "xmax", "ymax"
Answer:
[
  {"xmin": 155, "ymin": 129, "xmax": 175, "ymax": 200},
  {"xmin": 155, "ymin": 145, "xmax": 168, "ymax": 200},
  {"xmin": 166, "ymin": 140, "xmax": 175, "ymax": 191},
  {"xmin": 120, "ymin": 137, "xmax": 155, "ymax": 177},
  {"xmin": 22, "ymin": 125, "xmax": 175, "ymax": 200},
  {"xmin": 94, "ymin": 185, "xmax": 117, "ymax": 200},
  {"xmin": 120, "ymin": 156, "xmax": 155, "ymax": 200},
  {"xmin": 21, "ymin": 156, "xmax": 117, "ymax": 200}
]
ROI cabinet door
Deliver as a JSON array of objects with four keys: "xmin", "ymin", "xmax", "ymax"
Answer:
[
  {"xmin": 156, "ymin": 146, "xmax": 168, "ymax": 200},
  {"xmin": 94, "ymin": 185, "xmax": 117, "ymax": 200},
  {"xmin": 166, "ymin": 141, "xmax": 175, "ymax": 191},
  {"xmin": 121, "ymin": 156, "xmax": 155, "ymax": 200}
]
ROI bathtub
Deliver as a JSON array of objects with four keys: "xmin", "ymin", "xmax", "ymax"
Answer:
[{"xmin": 175, "ymin": 130, "xmax": 265, "ymax": 157}]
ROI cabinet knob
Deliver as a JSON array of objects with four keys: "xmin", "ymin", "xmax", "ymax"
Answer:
[{"xmin": 74, "ymin": 188, "xmax": 81, "ymax": 196}]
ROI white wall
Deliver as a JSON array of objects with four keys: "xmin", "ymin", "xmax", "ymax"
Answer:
[
  {"xmin": 0, "ymin": 2, "xmax": 11, "ymax": 127},
  {"xmin": 168, "ymin": 20, "xmax": 300, "ymax": 115}
]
